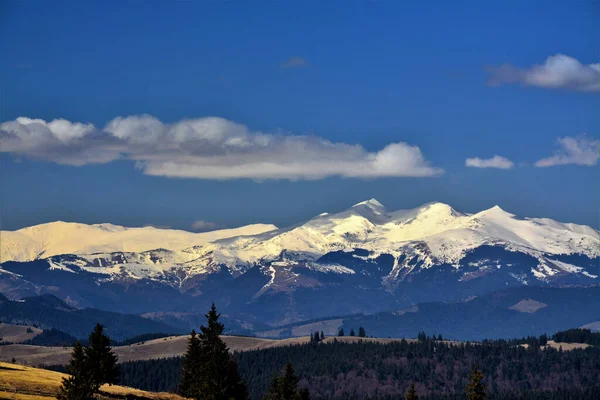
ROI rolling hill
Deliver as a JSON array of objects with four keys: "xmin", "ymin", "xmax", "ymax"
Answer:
[{"xmin": 0, "ymin": 361, "xmax": 184, "ymax": 400}]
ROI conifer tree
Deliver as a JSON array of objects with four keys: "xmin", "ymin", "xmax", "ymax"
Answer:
[
  {"xmin": 405, "ymin": 383, "xmax": 418, "ymax": 400},
  {"xmin": 310, "ymin": 332, "xmax": 320, "ymax": 344},
  {"xmin": 358, "ymin": 327, "xmax": 366, "ymax": 338},
  {"xmin": 338, "ymin": 328, "xmax": 344, "ymax": 337},
  {"xmin": 179, "ymin": 329, "xmax": 202, "ymax": 398},
  {"xmin": 58, "ymin": 341, "xmax": 94, "ymax": 400},
  {"xmin": 196, "ymin": 302, "xmax": 248, "ymax": 400},
  {"xmin": 264, "ymin": 362, "xmax": 308, "ymax": 400},
  {"xmin": 349, "ymin": 329, "xmax": 355, "ymax": 337},
  {"xmin": 84, "ymin": 323, "xmax": 119, "ymax": 390},
  {"xmin": 320, "ymin": 331, "xmax": 324, "ymax": 340},
  {"xmin": 465, "ymin": 364, "xmax": 487, "ymax": 400}
]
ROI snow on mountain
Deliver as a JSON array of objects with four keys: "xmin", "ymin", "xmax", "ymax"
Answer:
[
  {"xmin": 0, "ymin": 221, "xmax": 278, "ymax": 263},
  {"xmin": 1, "ymin": 200, "xmax": 598, "ymax": 284},
  {"xmin": 207, "ymin": 200, "xmax": 599, "ymax": 271}
]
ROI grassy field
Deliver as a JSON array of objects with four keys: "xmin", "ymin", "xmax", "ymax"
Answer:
[
  {"xmin": 0, "ymin": 361, "xmax": 185, "ymax": 400},
  {"xmin": 0, "ymin": 324, "xmax": 42, "ymax": 344}
]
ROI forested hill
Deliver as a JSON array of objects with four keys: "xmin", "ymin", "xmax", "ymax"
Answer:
[
  {"xmin": 0, "ymin": 294, "xmax": 183, "ymax": 341},
  {"xmin": 45, "ymin": 335, "xmax": 599, "ymax": 400}
]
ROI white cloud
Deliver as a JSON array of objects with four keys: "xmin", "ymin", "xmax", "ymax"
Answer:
[
  {"xmin": 486, "ymin": 54, "xmax": 600, "ymax": 92},
  {"xmin": 535, "ymin": 136, "xmax": 600, "ymax": 167},
  {"xmin": 281, "ymin": 57, "xmax": 307, "ymax": 69},
  {"xmin": 465, "ymin": 155, "xmax": 514, "ymax": 169},
  {"xmin": 0, "ymin": 115, "xmax": 442, "ymax": 180},
  {"xmin": 191, "ymin": 220, "xmax": 221, "ymax": 232}
]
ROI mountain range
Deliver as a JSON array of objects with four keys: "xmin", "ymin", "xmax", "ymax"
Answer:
[{"xmin": 1, "ymin": 200, "xmax": 598, "ymax": 329}]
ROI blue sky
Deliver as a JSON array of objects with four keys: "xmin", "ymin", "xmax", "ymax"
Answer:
[{"xmin": 1, "ymin": 0, "xmax": 599, "ymax": 230}]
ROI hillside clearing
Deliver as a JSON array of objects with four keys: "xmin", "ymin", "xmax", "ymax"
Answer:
[
  {"xmin": 0, "ymin": 361, "xmax": 185, "ymax": 400},
  {"xmin": 0, "ymin": 324, "xmax": 41, "ymax": 344}
]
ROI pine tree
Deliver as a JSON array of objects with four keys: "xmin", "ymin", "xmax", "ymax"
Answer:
[
  {"xmin": 264, "ymin": 363, "xmax": 308, "ymax": 400},
  {"xmin": 349, "ymin": 329, "xmax": 355, "ymax": 337},
  {"xmin": 358, "ymin": 327, "xmax": 366, "ymax": 338},
  {"xmin": 84, "ymin": 323, "xmax": 119, "ymax": 390},
  {"xmin": 179, "ymin": 329, "xmax": 202, "ymax": 398},
  {"xmin": 405, "ymin": 383, "xmax": 418, "ymax": 400},
  {"xmin": 58, "ymin": 341, "xmax": 94, "ymax": 400},
  {"xmin": 320, "ymin": 331, "xmax": 324, "ymax": 340},
  {"xmin": 465, "ymin": 364, "xmax": 487, "ymax": 400},
  {"xmin": 196, "ymin": 302, "xmax": 248, "ymax": 400},
  {"xmin": 338, "ymin": 328, "xmax": 344, "ymax": 337}
]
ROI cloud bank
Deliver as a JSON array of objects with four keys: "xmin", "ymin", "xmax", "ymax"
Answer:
[
  {"xmin": 535, "ymin": 136, "xmax": 600, "ymax": 167},
  {"xmin": 486, "ymin": 54, "xmax": 600, "ymax": 92},
  {"xmin": 0, "ymin": 115, "xmax": 442, "ymax": 180},
  {"xmin": 465, "ymin": 155, "xmax": 514, "ymax": 169}
]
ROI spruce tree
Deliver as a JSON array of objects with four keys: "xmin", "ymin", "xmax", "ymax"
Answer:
[
  {"xmin": 338, "ymin": 328, "xmax": 344, "ymax": 337},
  {"xmin": 405, "ymin": 383, "xmax": 418, "ymax": 400},
  {"xmin": 84, "ymin": 323, "xmax": 119, "ymax": 390},
  {"xmin": 465, "ymin": 364, "xmax": 487, "ymax": 400},
  {"xmin": 58, "ymin": 341, "xmax": 94, "ymax": 400},
  {"xmin": 349, "ymin": 329, "xmax": 355, "ymax": 337},
  {"xmin": 196, "ymin": 302, "xmax": 248, "ymax": 400},
  {"xmin": 358, "ymin": 327, "xmax": 366, "ymax": 338},
  {"xmin": 311, "ymin": 332, "xmax": 320, "ymax": 344},
  {"xmin": 179, "ymin": 329, "xmax": 202, "ymax": 398},
  {"xmin": 264, "ymin": 362, "xmax": 308, "ymax": 400},
  {"xmin": 320, "ymin": 331, "xmax": 324, "ymax": 340}
]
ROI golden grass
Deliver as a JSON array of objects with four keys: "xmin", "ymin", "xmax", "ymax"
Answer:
[
  {"xmin": 0, "ymin": 391, "xmax": 54, "ymax": 400},
  {"xmin": 0, "ymin": 362, "xmax": 185, "ymax": 400}
]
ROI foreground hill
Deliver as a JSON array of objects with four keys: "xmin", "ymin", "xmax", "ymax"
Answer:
[
  {"xmin": 0, "ymin": 361, "xmax": 184, "ymax": 400},
  {"xmin": 1, "ymin": 200, "xmax": 598, "ymax": 326}
]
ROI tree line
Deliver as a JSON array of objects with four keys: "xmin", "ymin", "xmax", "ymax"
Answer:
[
  {"xmin": 552, "ymin": 328, "xmax": 600, "ymax": 346},
  {"xmin": 111, "ymin": 333, "xmax": 600, "ymax": 399},
  {"xmin": 337, "ymin": 327, "xmax": 367, "ymax": 337},
  {"xmin": 47, "ymin": 306, "xmax": 600, "ymax": 399}
]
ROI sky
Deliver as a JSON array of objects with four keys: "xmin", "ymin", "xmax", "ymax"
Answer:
[{"xmin": 1, "ymin": 0, "xmax": 599, "ymax": 231}]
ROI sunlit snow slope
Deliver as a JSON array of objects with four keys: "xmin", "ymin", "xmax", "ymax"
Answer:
[
  {"xmin": 207, "ymin": 199, "xmax": 599, "ymax": 267},
  {"xmin": 1, "ymin": 200, "xmax": 598, "ymax": 283},
  {"xmin": 0, "ymin": 221, "xmax": 277, "ymax": 262}
]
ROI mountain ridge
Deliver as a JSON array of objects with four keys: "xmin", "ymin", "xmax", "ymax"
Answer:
[{"xmin": 1, "ymin": 200, "xmax": 598, "ymax": 326}]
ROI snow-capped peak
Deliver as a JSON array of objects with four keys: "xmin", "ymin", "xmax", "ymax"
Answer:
[
  {"xmin": 353, "ymin": 198, "xmax": 385, "ymax": 208},
  {"xmin": 1, "ymin": 202, "xmax": 598, "ymax": 286}
]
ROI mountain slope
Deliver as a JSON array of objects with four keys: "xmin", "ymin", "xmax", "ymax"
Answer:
[
  {"xmin": 1, "ymin": 200, "xmax": 598, "ymax": 326},
  {"xmin": 0, "ymin": 221, "xmax": 277, "ymax": 262},
  {"xmin": 339, "ymin": 285, "xmax": 600, "ymax": 341},
  {"xmin": 0, "ymin": 294, "xmax": 183, "ymax": 341}
]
